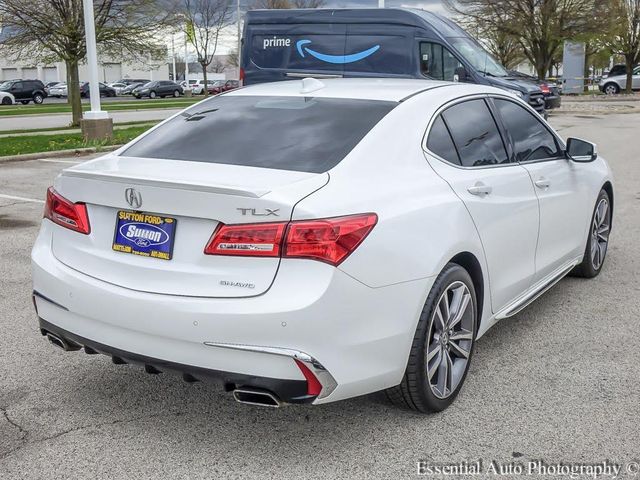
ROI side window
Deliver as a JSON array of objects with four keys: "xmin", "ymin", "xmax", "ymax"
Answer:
[
  {"xmin": 442, "ymin": 99, "xmax": 509, "ymax": 167},
  {"xmin": 420, "ymin": 42, "xmax": 462, "ymax": 81},
  {"xmin": 13, "ymin": 81, "xmax": 23, "ymax": 90},
  {"xmin": 494, "ymin": 99, "xmax": 561, "ymax": 162},
  {"xmin": 426, "ymin": 116, "xmax": 460, "ymax": 165}
]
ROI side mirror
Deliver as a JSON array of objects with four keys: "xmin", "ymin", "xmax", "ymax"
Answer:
[
  {"xmin": 566, "ymin": 137, "xmax": 598, "ymax": 162},
  {"xmin": 454, "ymin": 66, "xmax": 468, "ymax": 83}
]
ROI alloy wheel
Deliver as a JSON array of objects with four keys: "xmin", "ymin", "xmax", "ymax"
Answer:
[
  {"xmin": 591, "ymin": 198, "xmax": 610, "ymax": 270},
  {"xmin": 604, "ymin": 85, "xmax": 618, "ymax": 95},
  {"xmin": 426, "ymin": 281, "xmax": 474, "ymax": 399}
]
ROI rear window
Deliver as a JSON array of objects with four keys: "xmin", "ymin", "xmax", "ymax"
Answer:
[{"xmin": 123, "ymin": 95, "xmax": 396, "ymax": 173}]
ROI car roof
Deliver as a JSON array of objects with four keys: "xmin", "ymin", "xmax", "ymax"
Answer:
[{"xmin": 228, "ymin": 78, "xmax": 457, "ymax": 102}]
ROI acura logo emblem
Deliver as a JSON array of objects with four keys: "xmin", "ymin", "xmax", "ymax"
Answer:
[{"xmin": 125, "ymin": 188, "xmax": 142, "ymax": 209}]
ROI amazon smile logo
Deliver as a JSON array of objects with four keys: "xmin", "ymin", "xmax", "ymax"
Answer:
[{"xmin": 296, "ymin": 39, "xmax": 380, "ymax": 64}]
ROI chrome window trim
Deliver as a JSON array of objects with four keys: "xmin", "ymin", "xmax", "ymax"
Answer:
[
  {"xmin": 422, "ymin": 93, "xmax": 567, "ymax": 170},
  {"xmin": 422, "ymin": 93, "xmax": 516, "ymax": 171}
]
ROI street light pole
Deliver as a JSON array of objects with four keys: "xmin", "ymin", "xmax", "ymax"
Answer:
[
  {"xmin": 82, "ymin": 0, "xmax": 107, "ymax": 120},
  {"xmin": 172, "ymin": 35, "xmax": 177, "ymax": 81},
  {"xmin": 81, "ymin": 0, "xmax": 112, "ymax": 140},
  {"xmin": 237, "ymin": 0, "xmax": 242, "ymax": 80}
]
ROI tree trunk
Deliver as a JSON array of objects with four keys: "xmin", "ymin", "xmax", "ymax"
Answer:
[
  {"xmin": 202, "ymin": 62, "xmax": 209, "ymax": 97},
  {"xmin": 66, "ymin": 59, "xmax": 82, "ymax": 127},
  {"xmin": 584, "ymin": 54, "xmax": 590, "ymax": 93},
  {"xmin": 625, "ymin": 56, "xmax": 634, "ymax": 94}
]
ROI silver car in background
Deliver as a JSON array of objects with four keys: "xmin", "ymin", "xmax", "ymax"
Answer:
[{"xmin": 599, "ymin": 66, "xmax": 640, "ymax": 94}]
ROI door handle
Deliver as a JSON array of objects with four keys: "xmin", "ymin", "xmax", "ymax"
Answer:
[
  {"xmin": 534, "ymin": 177, "xmax": 551, "ymax": 189},
  {"xmin": 467, "ymin": 182, "xmax": 492, "ymax": 196}
]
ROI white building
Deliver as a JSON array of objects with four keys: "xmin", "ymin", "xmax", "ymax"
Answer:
[{"xmin": 0, "ymin": 58, "xmax": 169, "ymax": 83}]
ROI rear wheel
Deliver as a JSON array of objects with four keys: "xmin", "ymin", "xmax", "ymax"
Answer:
[
  {"xmin": 571, "ymin": 189, "xmax": 611, "ymax": 278},
  {"xmin": 173, "ymin": 90, "xmax": 180, "ymax": 98},
  {"xmin": 20, "ymin": 100, "xmax": 29, "ymax": 105},
  {"xmin": 385, "ymin": 263, "xmax": 477, "ymax": 412},
  {"xmin": 1, "ymin": 97, "xmax": 11, "ymax": 105},
  {"xmin": 603, "ymin": 83, "xmax": 620, "ymax": 95}
]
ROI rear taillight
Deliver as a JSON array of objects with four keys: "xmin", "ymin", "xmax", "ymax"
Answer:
[
  {"xmin": 540, "ymin": 84, "xmax": 551, "ymax": 94},
  {"xmin": 44, "ymin": 187, "xmax": 90, "ymax": 234},
  {"xmin": 204, "ymin": 222, "xmax": 286, "ymax": 257},
  {"xmin": 239, "ymin": 67, "xmax": 245, "ymax": 86},
  {"xmin": 204, "ymin": 213, "xmax": 377, "ymax": 266},
  {"xmin": 284, "ymin": 214, "xmax": 378, "ymax": 265}
]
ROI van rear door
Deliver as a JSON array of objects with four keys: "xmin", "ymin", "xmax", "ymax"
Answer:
[{"xmin": 244, "ymin": 24, "xmax": 346, "ymax": 84}]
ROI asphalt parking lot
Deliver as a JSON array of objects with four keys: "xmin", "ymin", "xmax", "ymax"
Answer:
[{"xmin": 0, "ymin": 112, "xmax": 639, "ymax": 479}]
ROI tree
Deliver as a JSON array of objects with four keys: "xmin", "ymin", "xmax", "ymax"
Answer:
[
  {"xmin": 253, "ymin": 0, "xmax": 325, "ymax": 9},
  {"xmin": 607, "ymin": 0, "xmax": 640, "ymax": 93},
  {"xmin": 459, "ymin": 15, "xmax": 524, "ymax": 69},
  {"xmin": 183, "ymin": 0, "xmax": 232, "ymax": 96},
  {"xmin": 445, "ymin": 0, "xmax": 608, "ymax": 80},
  {"xmin": 0, "ymin": 0, "xmax": 171, "ymax": 126}
]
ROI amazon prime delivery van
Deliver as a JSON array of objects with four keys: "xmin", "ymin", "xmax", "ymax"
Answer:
[{"xmin": 241, "ymin": 8, "xmax": 547, "ymax": 115}]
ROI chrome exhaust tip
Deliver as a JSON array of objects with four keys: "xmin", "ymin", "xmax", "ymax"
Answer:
[
  {"xmin": 46, "ymin": 332, "xmax": 72, "ymax": 351},
  {"xmin": 233, "ymin": 388, "xmax": 281, "ymax": 408}
]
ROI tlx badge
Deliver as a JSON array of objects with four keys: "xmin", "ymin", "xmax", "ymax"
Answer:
[{"xmin": 237, "ymin": 208, "xmax": 280, "ymax": 217}]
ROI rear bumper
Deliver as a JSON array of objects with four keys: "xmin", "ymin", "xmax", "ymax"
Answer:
[
  {"xmin": 38, "ymin": 317, "xmax": 315, "ymax": 404},
  {"xmin": 32, "ymin": 221, "xmax": 432, "ymax": 405}
]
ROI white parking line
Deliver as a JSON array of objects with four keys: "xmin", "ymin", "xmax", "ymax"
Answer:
[
  {"xmin": 0, "ymin": 193, "xmax": 45, "ymax": 204},
  {"xmin": 39, "ymin": 159, "xmax": 82, "ymax": 164}
]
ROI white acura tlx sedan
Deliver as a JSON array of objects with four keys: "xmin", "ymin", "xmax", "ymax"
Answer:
[{"xmin": 32, "ymin": 78, "xmax": 613, "ymax": 412}]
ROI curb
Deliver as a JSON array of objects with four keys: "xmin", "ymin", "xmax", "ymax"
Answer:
[{"xmin": 0, "ymin": 145, "xmax": 122, "ymax": 164}]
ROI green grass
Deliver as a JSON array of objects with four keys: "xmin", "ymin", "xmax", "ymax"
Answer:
[
  {"xmin": 0, "ymin": 98, "xmax": 200, "ymax": 117},
  {"xmin": 0, "ymin": 120, "xmax": 159, "ymax": 135},
  {"xmin": 0, "ymin": 125, "xmax": 151, "ymax": 157}
]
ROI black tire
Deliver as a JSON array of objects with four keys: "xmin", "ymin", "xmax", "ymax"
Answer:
[
  {"xmin": 1, "ymin": 97, "xmax": 11, "ymax": 105},
  {"xmin": 20, "ymin": 100, "xmax": 30, "ymax": 105},
  {"xmin": 173, "ymin": 90, "xmax": 180, "ymax": 98},
  {"xmin": 603, "ymin": 83, "xmax": 620, "ymax": 95},
  {"xmin": 570, "ymin": 189, "xmax": 611, "ymax": 278},
  {"xmin": 149, "ymin": 91, "xmax": 157, "ymax": 99},
  {"xmin": 385, "ymin": 263, "xmax": 477, "ymax": 413}
]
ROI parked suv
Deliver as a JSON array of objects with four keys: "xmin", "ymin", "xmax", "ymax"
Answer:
[
  {"xmin": 599, "ymin": 65, "xmax": 640, "ymax": 94},
  {"xmin": 0, "ymin": 79, "xmax": 47, "ymax": 104}
]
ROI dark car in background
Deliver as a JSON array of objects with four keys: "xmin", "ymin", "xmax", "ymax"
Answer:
[
  {"xmin": 132, "ymin": 81, "xmax": 183, "ymax": 99},
  {"xmin": 508, "ymin": 70, "xmax": 561, "ymax": 110},
  {"xmin": 80, "ymin": 82, "xmax": 116, "ymax": 98},
  {"xmin": 0, "ymin": 79, "xmax": 47, "ymax": 104},
  {"xmin": 121, "ymin": 82, "xmax": 145, "ymax": 95},
  {"xmin": 209, "ymin": 80, "xmax": 239, "ymax": 95}
]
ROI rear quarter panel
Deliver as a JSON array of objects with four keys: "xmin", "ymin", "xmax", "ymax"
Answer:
[{"xmin": 292, "ymin": 88, "xmax": 492, "ymax": 331}]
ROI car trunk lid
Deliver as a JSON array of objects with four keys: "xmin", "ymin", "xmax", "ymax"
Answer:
[{"xmin": 50, "ymin": 154, "xmax": 329, "ymax": 297}]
